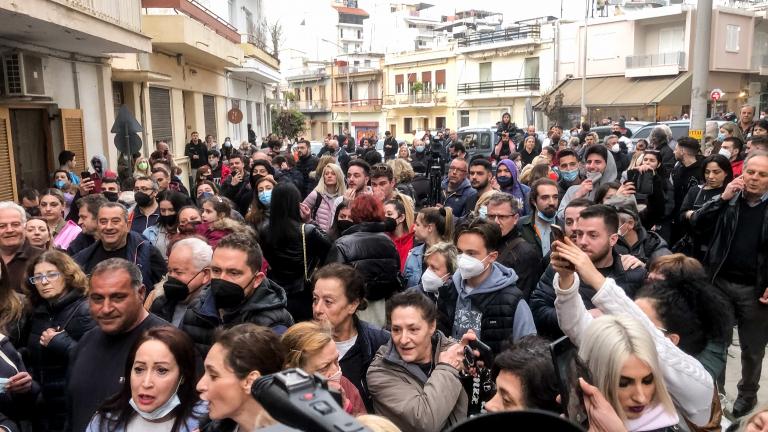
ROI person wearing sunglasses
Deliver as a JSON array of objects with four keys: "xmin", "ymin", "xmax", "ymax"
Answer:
[{"xmin": 23, "ymin": 250, "xmax": 95, "ymax": 430}]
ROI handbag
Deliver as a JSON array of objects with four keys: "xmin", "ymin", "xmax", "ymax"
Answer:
[{"xmin": 300, "ymin": 223, "xmax": 318, "ymax": 289}]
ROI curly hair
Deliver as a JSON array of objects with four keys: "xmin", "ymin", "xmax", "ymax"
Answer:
[
  {"xmin": 25, "ymin": 250, "xmax": 88, "ymax": 308},
  {"xmin": 387, "ymin": 158, "xmax": 415, "ymax": 184}
]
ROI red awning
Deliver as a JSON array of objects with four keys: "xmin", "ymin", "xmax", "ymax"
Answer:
[{"xmin": 333, "ymin": 5, "xmax": 369, "ymax": 17}]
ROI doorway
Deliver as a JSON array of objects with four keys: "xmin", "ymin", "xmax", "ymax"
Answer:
[{"xmin": 10, "ymin": 108, "xmax": 50, "ymax": 192}]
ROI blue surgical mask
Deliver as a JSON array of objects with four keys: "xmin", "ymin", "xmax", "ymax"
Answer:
[
  {"xmin": 54, "ymin": 180, "xmax": 66, "ymax": 189},
  {"xmin": 258, "ymin": 189, "xmax": 272, "ymax": 206},
  {"xmin": 717, "ymin": 133, "xmax": 726, "ymax": 142},
  {"xmin": 560, "ymin": 169, "xmax": 579, "ymax": 182},
  {"xmin": 415, "ymin": 145, "xmax": 425, "ymax": 153},
  {"xmin": 537, "ymin": 210, "xmax": 557, "ymax": 224},
  {"xmin": 128, "ymin": 379, "xmax": 182, "ymax": 421},
  {"xmin": 478, "ymin": 205, "xmax": 488, "ymax": 220}
]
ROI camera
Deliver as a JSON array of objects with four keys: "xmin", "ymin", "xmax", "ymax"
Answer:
[{"xmin": 251, "ymin": 368, "xmax": 370, "ymax": 432}]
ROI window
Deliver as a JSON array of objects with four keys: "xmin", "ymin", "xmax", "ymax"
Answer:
[
  {"xmin": 340, "ymin": 28, "xmax": 344, "ymax": 38},
  {"xmin": 479, "ymin": 62, "xmax": 492, "ymax": 83},
  {"xmin": 357, "ymin": 30, "xmax": 362, "ymax": 39},
  {"xmin": 409, "ymin": 24, "xmax": 416, "ymax": 28},
  {"xmin": 422, "ymin": 71, "xmax": 432, "ymax": 93},
  {"xmin": 726, "ymin": 24, "xmax": 741, "ymax": 52},
  {"xmin": 459, "ymin": 110, "xmax": 469, "ymax": 128},
  {"xmin": 305, "ymin": 87, "xmax": 313, "ymax": 102},
  {"xmin": 404, "ymin": 117, "xmax": 413, "ymax": 133},
  {"xmin": 435, "ymin": 69, "xmax": 446, "ymax": 91},
  {"xmin": 343, "ymin": 43, "xmax": 349, "ymax": 52},
  {"xmin": 436, "ymin": 116, "xmax": 446, "ymax": 129},
  {"xmin": 203, "ymin": 94, "xmax": 217, "ymax": 138},
  {"xmin": 395, "ymin": 74, "xmax": 405, "ymax": 93},
  {"xmin": 294, "ymin": 88, "xmax": 300, "ymax": 101},
  {"xmin": 364, "ymin": 59, "xmax": 371, "ymax": 67},
  {"xmin": 524, "ymin": 57, "xmax": 540, "ymax": 79}
]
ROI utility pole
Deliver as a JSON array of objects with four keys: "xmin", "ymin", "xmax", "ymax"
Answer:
[
  {"xmin": 580, "ymin": 0, "xmax": 589, "ymax": 124},
  {"xmin": 690, "ymin": 0, "xmax": 712, "ymax": 134}
]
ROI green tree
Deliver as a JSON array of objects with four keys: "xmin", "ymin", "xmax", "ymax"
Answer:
[{"xmin": 271, "ymin": 108, "xmax": 306, "ymax": 139}]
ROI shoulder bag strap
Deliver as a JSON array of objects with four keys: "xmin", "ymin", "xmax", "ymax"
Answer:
[{"xmin": 301, "ymin": 223, "xmax": 308, "ymax": 282}]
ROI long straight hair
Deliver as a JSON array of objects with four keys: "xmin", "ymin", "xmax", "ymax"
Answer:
[
  {"xmin": 267, "ymin": 182, "xmax": 302, "ymax": 246},
  {"xmin": 578, "ymin": 315, "xmax": 676, "ymax": 423}
]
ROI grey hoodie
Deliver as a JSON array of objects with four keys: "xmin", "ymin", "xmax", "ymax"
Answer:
[
  {"xmin": 557, "ymin": 150, "xmax": 618, "ymax": 220},
  {"xmin": 450, "ymin": 262, "xmax": 536, "ymax": 342}
]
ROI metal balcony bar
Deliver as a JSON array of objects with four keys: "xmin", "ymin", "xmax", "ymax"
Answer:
[
  {"xmin": 291, "ymin": 100, "xmax": 329, "ymax": 111},
  {"xmin": 625, "ymin": 51, "xmax": 686, "ymax": 69},
  {"xmin": 456, "ymin": 25, "xmax": 541, "ymax": 47},
  {"xmin": 331, "ymin": 98, "xmax": 382, "ymax": 107},
  {"xmin": 383, "ymin": 92, "xmax": 447, "ymax": 105},
  {"xmin": 336, "ymin": 66, "xmax": 378, "ymax": 75},
  {"xmin": 457, "ymin": 78, "xmax": 540, "ymax": 94}
]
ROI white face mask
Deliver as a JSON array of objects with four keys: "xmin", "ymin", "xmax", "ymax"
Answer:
[
  {"xmin": 611, "ymin": 143, "xmax": 620, "ymax": 153},
  {"xmin": 421, "ymin": 268, "xmax": 448, "ymax": 292},
  {"xmin": 718, "ymin": 147, "xmax": 732, "ymax": 158},
  {"xmin": 457, "ymin": 254, "xmax": 490, "ymax": 280},
  {"xmin": 129, "ymin": 379, "xmax": 182, "ymax": 421}
]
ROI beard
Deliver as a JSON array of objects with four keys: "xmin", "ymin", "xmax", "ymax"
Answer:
[
  {"xmin": 586, "ymin": 242, "xmax": 613, "ymax": 266},
  {"xmin": 473, "ymin": 179, "xmax": 489, "ymax": 190}
]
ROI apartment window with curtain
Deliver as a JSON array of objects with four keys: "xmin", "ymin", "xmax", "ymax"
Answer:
[
  {"xmin": 422, "ymin": 71, "xmax": 432, "ymax": 92},
  {"xmin": 404, "ymin": 117, "xmax": 413, "ymax": 133},
  {"xmin": 726, "ymin": 25, "xmax": 741, "ymax": 52},
  {"xmin": 459, "ymin": 110, "xmax": 469, "ymax": 128},
  {"xmin": 435, "ymin": 69, "xmax": 446, "ymax": 91},
  {"xmin": 395, "ymin": 74, "xmax": 404, "ymax": 93}
]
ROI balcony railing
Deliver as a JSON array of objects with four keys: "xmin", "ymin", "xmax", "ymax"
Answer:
[
  {"xmin": 289, "ymin": 100, "xmax": 330, "ymax": 112},
  {"xmin": 336, "ymin": 66, "xmax": 378, "ymax": 75},
  {"xmin": 141, "ymin": 0, "xmax": 241, "ymax": 43},
  {"xmin": 384, "ymin": 92, "xmax": 447, "ymax": 105},
  {"xmin": 625, "ymin": 51, "xmax": 686, "ymax": 69},
  {"xmin": 456, "ymin": 25, "xmax": 540, "ymax": 48},
  {"xmin": 55, "ymin": 0, "xmax": 142, "ymax": 33},
  {"xmin": 458, "ymin": 78, "xmax": 540, "ymax": 95},
  {"xmin": 332, "ymin": 98, "xmax": 382, "ymax": 108}
]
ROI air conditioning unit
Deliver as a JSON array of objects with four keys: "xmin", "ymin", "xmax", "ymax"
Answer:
[{"xmin": 2, "ymin": 52, "xmax": 46, "ymax": 97}]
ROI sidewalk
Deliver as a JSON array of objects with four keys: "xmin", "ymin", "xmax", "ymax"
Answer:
[{"xmin": 723, "ymin": 335, "xmax": 768, "ymax": 416}]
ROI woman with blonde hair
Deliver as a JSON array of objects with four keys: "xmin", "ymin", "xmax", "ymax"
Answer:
[
  {"xmin": 281, "ymin": 321, "xmax": 366, "ymax": 415},
  {"xmin": 397, "ymin": 144, "xmax": 411, "ymax": 162},
  {"xmin": 301, "ymin": 163, "xmax": 346, "ymax": 232},
  {"xmin": 133, "ymin": 156, "xmax": 151, "ymax": 178},
  {"xmin": 388, "ymin": 158, "xmax": 415, "ymax": 185}
]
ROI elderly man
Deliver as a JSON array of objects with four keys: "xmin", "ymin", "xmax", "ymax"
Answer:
[
  {"xmin": 738, "ymin": 104, "xmax": 757, "ymax": 138},
  {"xmin": 691, "ymin": 151, "xmax": 768, "ymax": 417},
  {"xmin": 67, "ymin": 258, "xmax": 169, "ymax": 432},
  {"xmin": 74, "ymin": 202, "xmax": 166, "ymax": 289},
  {"xmin": 442, "ymin": 158, "xmax": 477, "ymax": 218},
  {"xmin": 0, "ymin": 201, "xmax": 42, "ymax": 292},
  {"xmin": 130, "ymin": 176, "xmax": 160, "ymax": 233}
]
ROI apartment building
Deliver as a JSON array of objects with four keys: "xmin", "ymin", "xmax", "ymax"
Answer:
[
  {"xmin": 331, "ymin": 54, "xmax": 384, "ymax": 141},
  {"xmin": 284, "ymin": 65, "xmax": 333, "ymax": 139},
  {"xmin": 0, "ymin": 0, "xmax": 152, "ymax": 199}
]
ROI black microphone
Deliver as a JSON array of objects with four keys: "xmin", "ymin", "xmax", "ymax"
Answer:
[{"xmin": 251, "ymin": 368, "xmax": 370, "ymax": 432}]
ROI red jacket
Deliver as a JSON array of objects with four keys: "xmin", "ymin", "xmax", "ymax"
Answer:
[
  {"xmin": 388, "ymin": 229, "xmax": 415, "ymax": 272},
  {"xmin": 732, "ymin": 158, "xmax": 744, "ymax": 177}
]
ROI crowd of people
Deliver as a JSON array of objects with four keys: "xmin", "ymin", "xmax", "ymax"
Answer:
[{"xmin": 0, "ymin": 108, "xmax": 766, "ymax": 432}]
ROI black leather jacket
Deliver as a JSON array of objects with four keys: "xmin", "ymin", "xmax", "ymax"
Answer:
[{"xmin": 258, "ymin": 222, "xmax": 331, "ymax": 294}]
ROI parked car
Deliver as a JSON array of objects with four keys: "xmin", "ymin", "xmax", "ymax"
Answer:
[
  {"xmin": 456, "ymin": 126, "xmax": 495, "ymax": 160},
  {"xmin": 589, "ymin": 121, "xmax": 649, "ymax": 144},
  {"xmin": 631, "ymin": 120, "xmax": 726, "ymax": 148}
]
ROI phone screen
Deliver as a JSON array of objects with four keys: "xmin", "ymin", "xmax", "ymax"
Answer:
[
  {"xmin": 550, "ymin": 336, "xmax": 591, "ymax": 427},
  {"xmin": 550, "ymin": 225, "xmax": 565, "ymax": 244}
]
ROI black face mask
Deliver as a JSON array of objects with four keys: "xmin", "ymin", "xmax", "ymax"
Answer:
[
  {"xmin": 25, "ymin": 206, "xmax": 41, "ymax": 217},
  {"xmin": 336, "ymin": 220, "xmax": 354, "ymax": 234},
  {"xmin": 613, "ymin": 131, "xmax": 623, "ymax": 138},
  {"xmin": 135, "ymin": 191, "xmax": 154, "ymax": 208},
  {"xmin": 103, "ymin": 191, "xmax": 119, "ymax": 203},
  {"xmin": 180, "ymin": 220, "xmax": 201, "ymax": 234},
  {"xmin": 163, "ymin": 276, "xmax": 190, "ymax": 302},
  {"xmin": 211, "ymin": 275, "xmax": 255, "ymax": 309},
  {"xmin": 159, "ymin": 214, "xmax": 178, "ymax": 227}
]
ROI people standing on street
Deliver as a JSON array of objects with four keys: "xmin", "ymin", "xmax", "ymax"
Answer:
[{"xmin": 184, "ymin": 132, "xmax": 208, "ymax": 176}]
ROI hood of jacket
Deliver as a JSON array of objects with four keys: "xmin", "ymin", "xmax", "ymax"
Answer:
[
  {"xmin": 379, "ymin": 331, "xmax": 452, "ymax": 384},
  {"xmin": 200, "ymin": 278, "xmax": 288, "ymax": 321},
  {"xmin": 342, "ymin": 219, "xmax": 396, "ymax": 236},
  {"xmin": 451, "ymin": 261, "xmax": 519, "ymax": 300},
  {"xmin": 441, "ymin": 177, "xmax": 473, "ymax": 194}
]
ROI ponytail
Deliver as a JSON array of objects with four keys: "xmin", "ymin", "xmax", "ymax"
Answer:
[{"xmin": 421, "ymin": 206, "xmax": 454, "ymax": 242}]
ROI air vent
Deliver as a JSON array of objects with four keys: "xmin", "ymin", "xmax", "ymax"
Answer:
[{"xmin": 2, "ymin": 52, "xmax": 46, "ymax": 97}]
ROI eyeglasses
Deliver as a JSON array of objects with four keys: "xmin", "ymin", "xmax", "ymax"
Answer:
[
  {"xmin": 29, "ymin": 271, "xmax": 62, "ymax": 284},
  {"xmin": 448, "ymin": 167, "xmax": 467, "ymax": 174},
  {"xmin": 486, "ymin": 213, "xmax": 516, "ymax": 222}
]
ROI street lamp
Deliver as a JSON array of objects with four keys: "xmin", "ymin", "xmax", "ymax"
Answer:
[{"xmin": 321, "ymin": 38, "xmax": 352, "ymax": 136}]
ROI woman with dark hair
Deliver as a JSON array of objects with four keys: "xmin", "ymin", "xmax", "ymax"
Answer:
[
  {"xmin": 620, "ymin": 149, "xmax": 674, "ymax": 236},
  {"xmin": 384, "ymin": 198, "xmax": 414, "ymax": 271},
  {"xmin": 245, "ymin": 176, "xmax": 275, "ymax": 227},
  {"xmin": 144, "ymin": 191, "xmax": 193, "ymax": 257},
  {"xmin": 197, "ymin": 324, "xmax": 287, "ymax": 431},
  {"xmin": 25, "ymin": 217, "xmax": 52, "ymax": 250},
  {"xmin": 496, "ymin": 159, "xmax": 530, "ymax": 215},
  {"xmin": 328, "ymin": 200, "xmax": 353, "ymax": 240},
  {"xmin": 326, "ymin": 194, "xmax": 402, "ymax": 328},
  {"xmin": 257, "ymin": 182, "xmax": 331, "ymax": 321},
  {"xmin": 194, "ymin": 180, "xmax": 219, "ymax": 203},
  {"xmin": 24, "ymin": 251, "xmax": 94, "ymax": 431},
  {"xmin": 677, "ymin": 154, "xmax": 733, "ymax": 259},
  {"xmin": 87, "ymin": 326, "xmax": 205, "ymax": 432}
]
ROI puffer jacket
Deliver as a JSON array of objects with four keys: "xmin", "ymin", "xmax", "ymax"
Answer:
[
  {"xmin": 690, "ymin": 192, "xmax": 768, "ymax": 292},
  {"xmin": 529, "ymin": 249, "xmax": 646, "ymax": 339},
  {"xmin": 614, "ymin": 226, "xmax": 671, "ymax": 264},
  {"xmin": 23, "ymin": 290, "xmax": 94, "ymax": 429},
  {"xmin": 180, "ymin": 279, "xmax": 294, "ymax": 356},
  {"xmin": 258, "ymin": 221, "xmax": 331, "ymax": 294},
  {"xmin": 325, "ymin": 222, "xmax": 403, "ymax": 301},
  {"xmin": 340, "ymin": 317, "xmax": 390, "ymax": 412},
  {"xmin": 441, "ymin": 178, "xmax": 478, "ymax": 219},
  {"xmin": 295, "ymin": 154, "xmax": 319, "ymax": 197},
  {"xmin": 302, "ymin": 190, "xmax": 342, "ymax": 233},
  {"xmin": 366, "ymin": 331, "xmax": 468, "ymax": 432}
]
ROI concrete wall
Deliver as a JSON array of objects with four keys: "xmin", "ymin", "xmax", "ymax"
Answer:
[{"xmin": 711, "ymin": 9, "xmax": 755, "ymax": 72}]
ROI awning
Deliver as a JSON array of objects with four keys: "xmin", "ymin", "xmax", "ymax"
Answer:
[
  {"xmin": 534, "ymin": 73, "xmax": 691, "ymax": 110},
  {"xmin": 112, "ymin": 69, "xmax": 172, "ymax": 83}
]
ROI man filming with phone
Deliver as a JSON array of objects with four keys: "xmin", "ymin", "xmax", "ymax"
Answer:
[{"xmin": 557, "ymin": 145, "xmax": 617, "ymax": 220}]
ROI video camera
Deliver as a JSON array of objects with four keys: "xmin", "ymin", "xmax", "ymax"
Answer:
[
  {"xmin": 426, "ymin": 140, "xmax": 446, "ymax": 207},
  {"xmin": 251, "ymin": 368, "xmax": 371, "ymax": 432}
]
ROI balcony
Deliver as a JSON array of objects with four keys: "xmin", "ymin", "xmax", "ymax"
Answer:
[
  {"xmin": 142, "ymin": 0, "xmax": 240, "ymax": 43},
  {"xmin": 759, "ymin": 54, "xmax": 768, "ymax": 76},
  {"xmin": 142, "ymin": 14, "xmax": 243, "ymax": 66},
  {"xmin": 331, "ymin": 98, "xmax": 382, "ymax": 111},
  {"xmin": 456, "ymin": 25, "xmax": 541, "ymax": 53},
  {"xmin": 625, "ymin": 51, "xmax": 686, "ymax": 78},
  {"xmin": 383, "ymin": 91, "xmax": 447, "ymax": 107},
  {"xmin": 286, "ymin": 69, "xmax": 330, "ymax": 83},
  {"xmin": 457, "ymin": 78, "xmax": 540, "ymax": 99},
  {"xmin": 335, "ymin": 66, "xmax": 379, "ymax": 76},
  {"xmin": 288, "ymin": 100, "xmax": 330, "ymax": 113},
  {"xmin": 0, "ymin": 0, "xmax": 151, "ymax": 56}
]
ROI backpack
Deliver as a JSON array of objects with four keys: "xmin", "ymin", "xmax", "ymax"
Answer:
[{"xmin": 311, "ymin": 192, "xmax": 323, "ymax": 220}]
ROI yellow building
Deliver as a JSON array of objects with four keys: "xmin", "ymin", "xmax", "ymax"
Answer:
[
  {"xmin": 382, "ymin": 48, "xmax": 457, "ymax": 142},
  {"xmin": 284, "ymin": 65, "xmax": 333, "ymax": 140}
]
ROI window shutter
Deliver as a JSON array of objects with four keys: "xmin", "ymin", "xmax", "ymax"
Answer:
[
  {"xmin": 435, "ymin": 69, "xmax": 446, "ymax": 85},
  {"xmin": 395, "ymin": 74, "xmax": 403, "ymax": 85},
  {"xmin": 422, "ymin": 71, "xmax": 432, "ymax": 83},
  {"xmin": 149, "ymin": 87, "xmax": 173, "ymax": 145},
  {"xmin": 408, "ymin": 73, "xmax": 416, "ymax": 83},
  {"xmin": 61, "ymin": 108, "xmax": 86, "ymax": 176},
  {"xmin": 203, "ymin": 95, "xmax": 217, "ymax": 138},
  {"xmin": 0, "ymin": 107, "xmax": 18, "ymax": 201}
]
